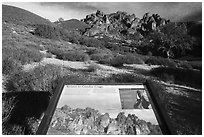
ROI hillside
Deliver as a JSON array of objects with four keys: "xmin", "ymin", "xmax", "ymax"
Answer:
[
  {"xmin": 2, "ymin": 5, "xmax": 52, "ymax": 26},
  {"xmin": 56, "ymin": 19, "xmax": 90, "ymax": 31}
]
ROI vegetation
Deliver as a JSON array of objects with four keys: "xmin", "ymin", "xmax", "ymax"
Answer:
[
  {"xmin": 90, "ymin": 53, "xmax": 144, "ymax": 67},
  {"xmin": 2, "ymin": 38, "xmax": 44, "ymax": 66},
  {"xmin": 7, "ymin": 64, "xmax": 68, "ymax": 94},
  {"xmin": 145, "ymin": 56, "xmax": 177, "ymax": 68},
  {"xmin": 140, "ymin": 23, "xmax": 196, "ymax": 59},
  {"xmin": 86, "ymin": 63, "xmax": 100, "ymax": 72},
  {"xmin": 53, "ymin": 50, "xmax": 90, "ymax": 62},
  {"xmin": 2, "ymin": 57, "xmax": 22, "ymax": 75},
  {"xmin": 99, "ymin": 73, "xmax": 146, "ymax": 83},
  {"xmin": 2, "ymin": 5, "xmax": 51, "ymax": 25},
  {"xmin": 34, "ymin": 24, "xmax": 106, "ymax": 49},
  {"xmin": 150, "ymin": 67, "xmax": 202, "ymax": 88}
]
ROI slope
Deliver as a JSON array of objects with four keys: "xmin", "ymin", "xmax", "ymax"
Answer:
[{"xmin": 2, "ymin": 5, "xmax": 52, "ymax": 26}]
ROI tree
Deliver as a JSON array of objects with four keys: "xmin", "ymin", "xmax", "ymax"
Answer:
[{"xmin": 140, "ymin": 23, "xmax": 194, "ymax": 58}]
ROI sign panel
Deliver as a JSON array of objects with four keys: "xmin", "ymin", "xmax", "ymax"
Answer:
[{"xmin": 45, "ymin": 85, "xmax": 162, "ymax": 135}]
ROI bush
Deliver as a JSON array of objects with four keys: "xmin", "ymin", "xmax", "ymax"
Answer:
[
  {"xmin": 123, "ymin": 54, "xmax": 144, "ymax": 64},
  {"xmin": 58, "ymin": 50, "xmax": 90, "ymax": 62},
  {"xmin": 90, "ymin": 53, "xmax": 113, "ymax": 64},
  {"xmin": 8, "ymin": 64, "xmax": 68, "ymax": 94},
  {"xmin": 3, "ymin": 45, "xmax": 44, "ymax": 65},
  {"xmin": 78, "ymin": 36, "xmax": 105, "ymax": 48},
  {"xmin": 34, "ymin": 24, "xmax": 64, "ymax": 40},
  {"xmin": 140, "ymin": 23, "xmax": 195, "ymax": 58},
  {"xmin": 110, "ymin": 55, "xmax": 126, "ymax": 67},
  {"xmin": 2, "ymin": 57, "xmax": 22, "ymax": 75},
  {"xmin": 145, "ymin": 56, "xmax": 177, "ymax": 68}
]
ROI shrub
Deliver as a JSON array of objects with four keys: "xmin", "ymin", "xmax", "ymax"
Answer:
[
  {"xmin": 78, "ymin": 36, "xmax": 105, "ymax": 48},
  {"xmin": 110, "ymin": 55, "xmax": 126, "ymax": 67},
  {"xmin": 90, "ymin": 53, "xmax": 113, "ymax": 64},
  {"xmin": 48, "ymin": 47, "xmax": 90, "ymax": 62},
  {"xmin": 86, "ymin": 48, "xmax": 111, "ymax": 55},
  {"xmin": 140, "ymin": 23, "xmax": 195, "ymax": 58},
  {"xmin": 58, "ymin": 50, "xmax": 90, "ymax": 62},
  {"xmin": 2, "ymin": 57, "xmax": 22, "ymax": 75},
  {"xmin": 8, "ymin": 64, "xmax": 68, "ymax": 94},
  {"xmin": 3, "ymin": 45, "xmax": 44, "ymax": 65},
  {"xmin": 34, "ymin": 24, "xmax": 63, "ymax": 40},
  {"xmin": 145, "ymin": 56, "xmax": 177, "ymax": 68},
  {"xmin": 123, "ymin": 54, "xmax": 144, "ymax": 64}
]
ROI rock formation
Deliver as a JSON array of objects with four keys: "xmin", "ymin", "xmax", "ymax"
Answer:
[
  {"xmin": 81, "ymin": 10, "xmax": 169, "ymax": 39},
  {"xmin": 48, "ymin": 106, "xmax": 162, "ymax": 135}
]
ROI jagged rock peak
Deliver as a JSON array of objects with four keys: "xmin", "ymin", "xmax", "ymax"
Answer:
[{"xmin": 81, "ymin": 10, "xmax": 170, "ymax": 37}]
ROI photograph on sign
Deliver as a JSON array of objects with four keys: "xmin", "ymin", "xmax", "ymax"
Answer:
[{"xmin": 47, "ymin": 85, "xmax": 162, "ymax": 135}]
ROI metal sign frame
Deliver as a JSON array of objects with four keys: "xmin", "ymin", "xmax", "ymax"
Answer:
[{"xmin": 36, "ymin": 79, "xmax": 176, "ymax": 135}]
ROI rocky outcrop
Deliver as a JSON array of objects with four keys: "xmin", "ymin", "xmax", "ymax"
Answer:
[
  {"xmin": 48, "ymin": 106, "xmax": 162, "ymax": 135},
  {"xmin": 81, "ymin": 10, "xmax": 170, "ymax": 39}
]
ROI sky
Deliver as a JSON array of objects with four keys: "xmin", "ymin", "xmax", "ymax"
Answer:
[{"xmin": 3, "ymin": 2, "xmax": 202, "ymax": 22}]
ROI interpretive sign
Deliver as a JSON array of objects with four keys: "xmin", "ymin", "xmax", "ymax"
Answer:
[{"xmin": 36, "ymin": 81, "xmax": 176, "ymax": 135}]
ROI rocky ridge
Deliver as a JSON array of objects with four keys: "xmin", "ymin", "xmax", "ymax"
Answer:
[{"xmin": 81, "ymin": 10, "xmax": 170, "ymax": 38}]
